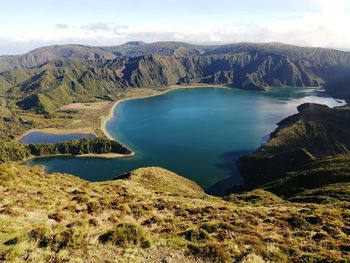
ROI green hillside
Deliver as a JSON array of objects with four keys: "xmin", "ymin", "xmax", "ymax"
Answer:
[{"xmin": 0, "ymin": 164, "xmax": 349, "ymax": 262}]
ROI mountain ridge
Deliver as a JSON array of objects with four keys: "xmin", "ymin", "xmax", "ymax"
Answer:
[{"xmin": 1, "ymin": 41, "xmax": 349, "ymax": 113}]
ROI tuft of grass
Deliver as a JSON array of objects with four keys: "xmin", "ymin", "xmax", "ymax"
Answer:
[
  {"xmin": 187, "ymin": 242, "xmax": 231, "ymax": 263},
  {"xmin": 179, "ymin": 228, "xmax": 211, "ymax": 242},
  {"xmin": 98, "ymin": 223, "xmax": 151, "ymax": 248}
]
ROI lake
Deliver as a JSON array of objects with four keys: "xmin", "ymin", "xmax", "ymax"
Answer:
[{"xmin": 26, "ymin": 87, "xmax": 344, "ymax": 195}]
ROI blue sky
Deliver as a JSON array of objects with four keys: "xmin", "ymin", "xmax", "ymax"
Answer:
[{"xmin": 0, "ymin": 0, "xmax": 349, "ymax": 54}]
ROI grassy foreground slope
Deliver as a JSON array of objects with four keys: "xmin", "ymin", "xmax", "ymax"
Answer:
[{"xmin": 1, "ymin": 164, "xmax": 349, "ymax": 262}]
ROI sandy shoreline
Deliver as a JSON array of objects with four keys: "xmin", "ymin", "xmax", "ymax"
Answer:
[
  {"xmin": 77, "ymin": 152, "xmax": 135, "ymax": 158},
  {"xmin": 22, "ymin": 151, "xmax": 135, "ymax": 163}
]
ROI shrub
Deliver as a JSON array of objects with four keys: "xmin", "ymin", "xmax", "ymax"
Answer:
[
  {"xmin": 187, "ymin": 242, "xmax": 231, "ymax": 263},
  {"xmin": 52, "ymin": 229, "xmax": 73, "ymax": 250},
  {"xmin": 179, "ymin": 228, "xmax": 210, "ymax": 242},
  {"xmin": 28, "ymin": 227, "xmax": 73, "ymax": 251},
  {"xmin": 200, "ymin": 222, "xmax": 235, "ymax": 234},
  {"xmin": 286, "ymin": 214, "xmax": 308, "ymax": 229},
  {"xmin": 86, "ymin": 201, "xmax": 101, "ymax": 214},
  {"xmin": 98, "ymin": 223, "xmax": 150, "ymax": 248},
  {"xmin": 28, "ymin": 227, "xmax": 51, "ymax": 248}
]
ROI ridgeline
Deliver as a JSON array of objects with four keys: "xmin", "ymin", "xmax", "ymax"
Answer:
[{"xmin": 1, "ymin": 42, "xmax": 350, "ymax": 114}]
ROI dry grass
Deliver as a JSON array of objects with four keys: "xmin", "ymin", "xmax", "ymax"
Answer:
[
  {"xmin": 0, "ymin": 163, "xmax": 349, "ymax": 262},
  {"xmin": 58, "ymin": 102, "xmax": 110, "ymax": 111}
]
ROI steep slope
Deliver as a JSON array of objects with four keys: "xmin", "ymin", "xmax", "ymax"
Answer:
[
  {"xmin": 6, "ymin": 59, "xmax": 126, "ymax": 113},
  {"xmin": 0, "ymin": 68, "xmax": 39, "ymax": 94},
  {"xmin": 237, "ymin": 103, "xmax": 350, "ymax": 189},
  {"xmin": 260, "ymin": 155, "xmax": 350, "ymax": 202},
  {"xmin": 206, "ymin": 42, "xmax": 350, "ymax": 65},
  {"xmin": 326, "ymin": 70, "xmax": 350, "ymax": 101},
  {"xmin": 9, "ymin": 52, "xmax": 342, "ymax": 113},
  {"xmin": 0, "ymin": 164, "xmax": 349, "ymax": 262},
  {"xmin": 1, "ymin": 42, "xmax": 350, "ymax": 113}
]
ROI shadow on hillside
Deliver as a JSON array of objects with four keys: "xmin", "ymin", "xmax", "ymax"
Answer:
[{"xmin": 206, "ymin": 149, "xmax": 252, "ymax": 196}]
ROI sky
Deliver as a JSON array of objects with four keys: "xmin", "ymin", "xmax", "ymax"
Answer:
[{"xmin": 0, "ymin": 0, "xmax": 350, "ymax": 55}]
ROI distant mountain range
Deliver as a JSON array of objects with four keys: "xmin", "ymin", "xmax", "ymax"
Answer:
[{"xmin": 1, "ymin": 41, "xmax": 350, "ymax": 113}]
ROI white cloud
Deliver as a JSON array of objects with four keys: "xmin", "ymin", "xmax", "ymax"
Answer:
[
  {"xmin": 81, "ymin": 23, "xmax": 111, "ymax": 32},
  {"xmin": 0, "ymin": 0, "xmax": 349, "ymax": 55},
  {"xmin": 55, "ymin": 24, "xmax": 69, "ymax": 29}
]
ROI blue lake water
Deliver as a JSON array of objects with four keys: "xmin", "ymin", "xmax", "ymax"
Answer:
[
  {"xmin": 26, "ymin": 87, "xmax": 344, "ymax": 195},
  {"xmin": 20, "ymin": 132, "xmax": 96, "ymax": 144}
]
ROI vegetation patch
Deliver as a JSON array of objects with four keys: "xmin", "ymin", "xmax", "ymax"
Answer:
[
  {"xmin": 0, "ymin": 137, "xmax": 131, "ymax": 163},
  {"xmin": 187, "ymin": 242, "xmax": 231, "ymax": 262},
  {"xmin": 0, "ymin": 161, "xmax": 349, "ymax": 262},
  {"xmin": 98, "ymin": 223, "xmax": 150, "ymax": 248}
]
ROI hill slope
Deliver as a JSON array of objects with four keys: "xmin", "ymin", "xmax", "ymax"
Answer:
[
  {"xmin": 0, "ymin": 164, "xmax": 349, "ymax": 262},
  {"xmin": 237, "ymin": 103, "xmax": 350, "ymax": 194}
]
